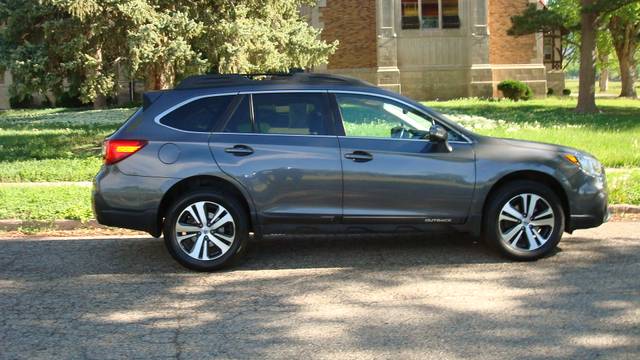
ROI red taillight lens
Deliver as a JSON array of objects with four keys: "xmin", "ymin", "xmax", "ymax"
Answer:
[{"xmin": 103, "ymin": 139, "xmax": 147, "ymax": 165}]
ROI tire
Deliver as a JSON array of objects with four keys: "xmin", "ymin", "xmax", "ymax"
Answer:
[
  {"xmin": 163, "ymin": 189, "xmax": 249, "ymax": 271},
  {"xmin": 483, "ymin": 180, "xmax": 565, "ymax": 261}
]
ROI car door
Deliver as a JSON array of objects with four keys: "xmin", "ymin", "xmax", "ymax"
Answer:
[
  {"xmin": 209, "ymin": 92, "xmax": 342, "ymax": 229},
  {"xmin": 333, "ymin": 92, "xmax": 475, "ymax": 225}
]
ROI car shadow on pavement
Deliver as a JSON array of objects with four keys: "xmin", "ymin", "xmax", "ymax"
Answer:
[{"xmin": 0, "ymin": 231, "xmax": 638, "ymax": 359}]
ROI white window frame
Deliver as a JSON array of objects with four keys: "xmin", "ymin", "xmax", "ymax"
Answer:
[{"xmin": 400, "ymin": 0, "xmax": 460, "ymax": 31}]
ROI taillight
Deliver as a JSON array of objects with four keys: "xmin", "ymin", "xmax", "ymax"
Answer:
[{"xmin": 103, "ymin": 139, "xmax": 147, "ymax": 165}]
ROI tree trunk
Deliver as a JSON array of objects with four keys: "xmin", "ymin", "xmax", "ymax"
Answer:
[
  {"xmin": 145, "ymin": 64, "xmax": 174, "ymax": 91},
  {"xmin": 91, "ymin": 46, "xmax": 108, "ymax": 109},
  {"xmin": 93, "ymin": 94, "xmax": 107, "ymax": 109},
  {"xmin": 598, "ymin": 55, "xmax": 609, "ymax": 92},
  {"xmin": 576, "ymin": 0, "xmax": 599, "ymax": 114},
  {"xmin": 609, "ymin": 16, "xmax": 639, "ymax": 98}
]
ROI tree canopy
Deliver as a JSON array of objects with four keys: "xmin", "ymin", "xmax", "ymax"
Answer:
[{"xmin": 0, "ymin": 0, "xmax": 337, "ymax": 105}]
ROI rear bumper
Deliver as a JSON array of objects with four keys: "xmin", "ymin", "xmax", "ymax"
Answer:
[
  {"xmin": 92, "ymin": 192, "xmax": 161, "ymax": 237},
  {"xmin": 92, "ymin": 166, "xmax": 169, "ymax": 237}
]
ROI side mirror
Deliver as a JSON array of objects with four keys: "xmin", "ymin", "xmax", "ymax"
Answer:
[{"xmin": 428, "ymin": 125, "xmax": 453, "ymax": 153}]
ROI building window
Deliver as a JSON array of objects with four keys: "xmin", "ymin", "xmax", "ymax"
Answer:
[{"xmin": 401, "ymin": 0, "xmax": 460, "ymax": 30}]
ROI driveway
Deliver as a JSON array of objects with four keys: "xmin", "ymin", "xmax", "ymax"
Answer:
[{"xmin": 1, "ymin": 222, "xmax": 639, "ymax": 359}]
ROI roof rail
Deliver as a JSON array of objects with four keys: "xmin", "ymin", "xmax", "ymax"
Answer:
[{"xmin": 175, "ymin": 72, "xmax": 371, "ymax": 90}]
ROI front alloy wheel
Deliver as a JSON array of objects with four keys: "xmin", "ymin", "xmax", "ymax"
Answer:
[
  {"xmin": 498, "ymin": 193, "xmax": 555, "ymax": 252},
  {"xmin": 484, "ymin": 180, "xmax": 564, "ymax": 261}
]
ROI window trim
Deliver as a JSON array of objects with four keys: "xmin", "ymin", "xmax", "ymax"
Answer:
[
  {"xmin": 400, "ymin": 0, "xmax": 460, "ymax": 31},
  {"xmin": 155, "ymin": 89, "xmax": 471, "ymax": 143}
]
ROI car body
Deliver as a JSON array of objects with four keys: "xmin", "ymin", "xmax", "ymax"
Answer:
[{"xmin": 92, "ymin": 73, "xmax": 609, "ymax": 270}]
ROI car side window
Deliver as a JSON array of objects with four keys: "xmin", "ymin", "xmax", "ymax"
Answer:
[
  {"xmin": 223, "ymin": 96, "xmax": 253, "ymax": 133},
  {"xmin": 336, "ymin": 94, "xmax": 441, "ymax": 140},
  {"xmin": 160, "ymin": 95, "xmax": 234, "ymax": 132},
  {"xmin": 252, "ymin": 93, "xmax": 332, "ymax": 135}
]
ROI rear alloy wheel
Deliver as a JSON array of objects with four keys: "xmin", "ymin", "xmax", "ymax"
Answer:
[
  {"xmin": 164, "ymin": 191, "xmax": 248, "ymax": 271},
  {"xmin": 485, "ymin": 181, "xmax": 564, "ymax": 260},
  {"xmin": 175, "ymin": 201, "xmax": 236, "ymax": 261}
]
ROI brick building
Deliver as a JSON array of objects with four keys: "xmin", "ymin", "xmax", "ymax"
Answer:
[{"xmin": 303, "ymin": 0, "xmax": 561, "ymax": 100}]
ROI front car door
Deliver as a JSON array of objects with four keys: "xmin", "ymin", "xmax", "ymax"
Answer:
[
  {"xmin": 209, "ymin": 91, "xmax": 342, "ymax": 231},
  {"xmin": 333, "ymin": 92, "xmax": 476, "ymax": 226}
]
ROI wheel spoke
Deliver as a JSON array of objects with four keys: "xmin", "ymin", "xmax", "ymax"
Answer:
[
  {"xmin": 502, "ymin": 224, "xmax": 523, "ymax": 243},
  {"xmin": 208, "ymin": 234, "xmax": 231, "ymax": 253},
  {"xmin": 188, "ymin": 234, "xmax": 207, "ymax": 259},
  {"xmin": 532, "ymin": 227, "xmax": 548, "ymax": 245},
  {"xmin": 212, "ymin": 232, "xmax": 234, "ymax": 242},
  {"xmin": 502, "ymin": 203, "xmax": 524, "ymax": 221},
  {"xmin": 530, "ymin": 217, "xmax": 554, "ymax": 227},
  {"xmin": 532, "ymin": 208, "xmax": 553, "ymax": 221},
  {"xmin": 208, "ymin": 205, "xmax": 226, "ymax": 227},
  {"xmin": 499, "ymin": 212, "xmax": 521, "ymax": 223},
  {"xmin": 211, "ymin": 213, "xmax": 233, "ymax": 231},
  {"xmin": 194, "ymin": 202, "xmax": 208, "ymax": 227},
  {"xmin": 177, "ymin": 232, "xmax": 198, "ymax": 242},
  {"xmin": 185, "ymin": 206, "xmax": 202, "ymax": 226},
  {"xmin": 526, "ymin": 194, "xmax": 540, "ymax": 219},
  {"xmin": 176, "ymin": 223, "xmax": 201, "ymax": 233},
  {"xmin": 524, "ymin": 226, "xmax": 539, "ymax": 250}
]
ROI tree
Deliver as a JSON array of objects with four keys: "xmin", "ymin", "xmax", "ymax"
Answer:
[
  {"xmin": 596, "ymin": 31, "xmax": 615, "ymax": 92},
  {"xmin": 0, "ymin": 0, "xmax": 337, "ymax": 107},
  {"xmin": 509, "ymin": 0, "xmax": 640, "ymax": 113},
  {"xmin": 607, "ymin": 4, "xmax": 640, "ymax": 98}
]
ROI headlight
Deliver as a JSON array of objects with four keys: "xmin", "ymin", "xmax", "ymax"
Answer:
[{"xmin": 564, "ymin": 153, "xmax": 603, "ymax": 177}]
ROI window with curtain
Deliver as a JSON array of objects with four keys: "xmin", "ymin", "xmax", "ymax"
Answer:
[{"xmin": 401, "ymin": 0, "xmax": 460, "ymax": 30}]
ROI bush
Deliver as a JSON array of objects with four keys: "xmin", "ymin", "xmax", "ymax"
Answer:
[
  {"xmin": 9, "ymin": 94, "xmax": 34, "ymax": 109},
  {"xmin": 562, "ymin": 88, "xmax": 572, "ymax": 96},
  {"xmin": 56, "ymin": 91, "xmax": 86, "ymax": 108},
  {"xmin": 547, "ymin": 88, "xmax": 554, "ymax": 96},
  {"xmin": 497, "ymin": 80, "xmax": 533, "ymax": 101}
]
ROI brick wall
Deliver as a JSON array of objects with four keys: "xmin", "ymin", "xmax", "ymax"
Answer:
[
  {"xmin": 320, "ymin": 0, "xmax": 377, "ymax": 69},
  {"xmin": 489, "ymin": 0, "xmax": 537, "ymax": 64}
]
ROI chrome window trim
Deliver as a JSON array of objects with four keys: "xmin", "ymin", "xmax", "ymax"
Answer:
[
  {"xmin": 153, "ymin": 88, "xmax": 472, "ymax": 143},
  {"xmin": 154, "ymin": 92, "xmax": 238, "ymax": 134},
  {"xmin": 211, "ymin": 132, "xmax": 337, "ymax": 138}
]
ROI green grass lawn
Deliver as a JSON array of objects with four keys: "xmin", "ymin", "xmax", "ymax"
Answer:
[
  {"xmin": 0, "ymin": 184, "xmax": 93, "ymax": 221},
  {"xmin": 0, "ymin": 107, "xmax": 133, "ymax": 182},
  {"xmin": 565, "ymin": 79, "xmax": 640, "ymax": 96}
]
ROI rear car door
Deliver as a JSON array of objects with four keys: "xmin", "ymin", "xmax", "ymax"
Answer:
[
  {"xmin": 209, "ymin": 92, "xmax": 342, "ymax": 229},
  {"xmin": 333, "ymin": 92, "xmax": 475, "ymax": 225}
]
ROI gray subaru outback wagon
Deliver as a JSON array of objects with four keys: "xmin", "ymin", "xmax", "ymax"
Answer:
[{"xmin": 93, "ymin": 73, "xmax": 609, "ymax": 270}]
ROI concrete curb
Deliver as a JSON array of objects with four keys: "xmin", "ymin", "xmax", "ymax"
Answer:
[{"xmin": 2, "ymin": 205, "xmax": 639, "ymax": 232}]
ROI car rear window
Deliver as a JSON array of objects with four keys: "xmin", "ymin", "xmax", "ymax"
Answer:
[
  {"xmin": 252, "ymin": 93, "xmax": 332, "ymax": 135},
  {"xmin": 160, "ymin": 95, "xmax": 234, "ymax": 132}
]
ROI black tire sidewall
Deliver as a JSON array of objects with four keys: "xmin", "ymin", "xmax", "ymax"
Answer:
[
  {"xmin": 484, "ymin": 181, "xmax": 565, "ymax": 261},
  {"xmin": 163, "ymin": 190, "xmax": 248, "ymax": 271}
]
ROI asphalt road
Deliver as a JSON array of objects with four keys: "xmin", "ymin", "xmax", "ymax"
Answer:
[{"xmin": 1, "ymin": 222, "xmax": 639, "ymax": 360}]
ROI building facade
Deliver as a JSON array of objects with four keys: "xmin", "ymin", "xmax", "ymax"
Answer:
[{"xmin": 304, "ymin": 0, "xmax": 551, "ymax": 100}]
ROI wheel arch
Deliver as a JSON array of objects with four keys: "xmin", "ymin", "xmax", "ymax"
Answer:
[
  {"xmin": 156, "ymin": 175, "xmax": 257, "ymax": 237},
  {"xmin": 481, "ymin": 170, "xmax": 570, "ymax": 232}
]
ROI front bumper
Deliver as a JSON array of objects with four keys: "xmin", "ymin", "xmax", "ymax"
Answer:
[{"xmin": 567, "ymin": 171, "xmax": 609, "ymax": 232}]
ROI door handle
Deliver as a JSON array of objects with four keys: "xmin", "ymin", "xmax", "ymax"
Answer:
[
  {"xmin": 344, "ymin": 151, "xmax": 373, "ymax": 162},
  {"xmin": 224, "ymin": 145, "xmax": 254, "ymax": 156}
]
